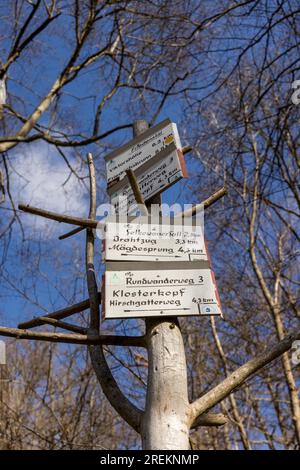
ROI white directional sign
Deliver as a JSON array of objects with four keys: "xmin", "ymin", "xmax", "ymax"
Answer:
[
  {"xmin": 108, "ymin": 143, "xmax": 187, "ymax": 215},
  {"xmin": 103, "ymin": 261, "xmax": 222, "ymax": 319},
  {"xmin": 103, "ymin": 216, "xmax": 206, "ymax": 261},
  {"xmin": 105, "ymin": 118, "xmax": 182, "ymax": 188}
]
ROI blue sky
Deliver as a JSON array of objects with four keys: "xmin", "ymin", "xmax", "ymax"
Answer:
[{"xmin": 0, "ymin": 2, "xmax": 208, "ymax": 327}]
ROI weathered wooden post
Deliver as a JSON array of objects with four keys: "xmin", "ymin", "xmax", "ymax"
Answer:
[
  {"xmin": 4, "ymin": 116, "xmax": 300, "ymax": 452},
  {"xmin": 132, "ymin": 121, "xmax": 191, "ymax": 450}
]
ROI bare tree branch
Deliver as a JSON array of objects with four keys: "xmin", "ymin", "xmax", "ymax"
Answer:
[
  {"xmin": 191, "ymin": 412, "xmax": 228, "ymax": 429},
  {"xmin": 86, "ymin": 152, "xmax": 143, "ymax": 433},
  {"xmin": 38, "ymin": 317, "xmax": 88, "ymax": 335},
  {"xmin": 0, "ymin": 325, "xmax": 146, "ymax": 347},
  {"xmin": 18, "ymin": 296, "xmax": 101, "ymax": 330},
  {"xmin": 18, "ymin": 204, "xmax": 98, "ymax": 228},
  {"xmin": 59, "ymin": 226, "xmax": 85, "ymax": 240},
  {"xmin": 181, "ymin": 186, "xmax": 227, "ymax": 217},
  {"xmin": 189, "ymin": 327, "xmax": 300, "ymax": 428}
]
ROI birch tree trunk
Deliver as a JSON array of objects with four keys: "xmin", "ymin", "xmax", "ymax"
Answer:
[
  {"xmin": 132, "ymin": 121, "xmax": 190, "ymax": 450},
  {"xmin": 141, "ymin": 318, "xmax": 190, "ymax": 450}
]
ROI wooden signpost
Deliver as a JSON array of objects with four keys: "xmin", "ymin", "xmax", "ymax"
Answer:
[
  {"xmin": 102, "ymin": 117, "xmax": 223, "ymax": 322},
  {"xmin": 103, "ymin": 261, "xmax": 222, "ymax": 319},
  {"xmin": 14, "ymin": 119, "xmax": 230, "ymax": 451},
  {"xmin": 108, "ymin": 143, "xmax": 187, "ymax": 215},
  {"xmin": 105, "ymin": 118, "xmax": 182, "ymax": 188},
  {"xmin": 102, "ymin": 216, "xmax": 206, "ymax": 262}
]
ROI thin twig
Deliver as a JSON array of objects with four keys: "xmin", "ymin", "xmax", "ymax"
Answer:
[
  {"xmin": 18, "ymin": 295, "xmax": 101, "ymax": 330},
  {"xmin": 59, "ymin": 226, "xmax": 85, "ymax": 240},
  {"xmin": 38, "ymin": 317, "xmax": 88, "ymax": 335}
]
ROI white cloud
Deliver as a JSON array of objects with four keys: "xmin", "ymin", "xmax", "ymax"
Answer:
[{"xmin": 9, "ymin": 142, "xmax": 89, "ymax": 238}]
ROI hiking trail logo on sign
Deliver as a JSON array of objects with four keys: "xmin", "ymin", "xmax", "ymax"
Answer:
[{"xmin": 103, "ymin": 261, "xmax": 222, "ymax": 319}]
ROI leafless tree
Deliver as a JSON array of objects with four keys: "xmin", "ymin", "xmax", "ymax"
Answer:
[{"xmin": 0, "ymin": 0, "xmax": 299, "ymax": 450}]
